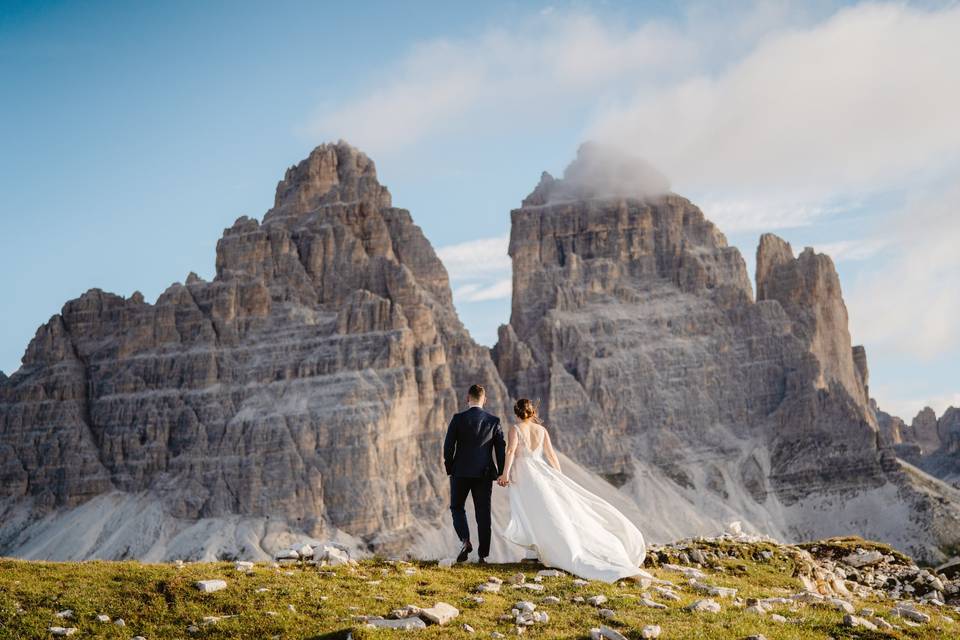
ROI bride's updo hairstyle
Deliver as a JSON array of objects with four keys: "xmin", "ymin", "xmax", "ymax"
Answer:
[{"xmin": 514, "ymin": 398, "xmax": 538, "ymax": 421}]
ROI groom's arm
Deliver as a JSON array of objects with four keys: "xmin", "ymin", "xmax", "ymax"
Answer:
[
  {"xmin": 492, "ymin": 419, "xmax": 506, "ymax": 475},
  {"xmin": 443, "ymin": 416, "xmax": 457, "ymax": 475}
]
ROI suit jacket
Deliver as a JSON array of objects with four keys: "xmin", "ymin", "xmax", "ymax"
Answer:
[{"xmin": 443, "ymin": 406, "xmax": 506, "ymax": 479}]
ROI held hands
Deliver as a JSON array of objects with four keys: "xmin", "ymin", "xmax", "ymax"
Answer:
[{"xmin": 497, "ymin": 475, "xmax": 510, "ymax": 487}]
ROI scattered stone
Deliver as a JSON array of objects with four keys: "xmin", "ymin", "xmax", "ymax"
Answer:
[
  {"xmin": 825, "ymin": 597, "xmax": 855, "ymax": 613},
  {"xmin": 741, "ymin": 636, "xmax": 768, "ymax": 640},
  {"xmin": 892, "ymin": 604, "xmax": 931, "ymax": 623},
  {"xmin": 54, "ymin": 610, "xmax": 74, "ymax": 620},
  {"xmin": 597, "ymin": 626, "xmax": 629, "ymax": 640},
  {"xmin": 366, "ymin": 618, "xmax": 427, "ymax": 630},
  {"xmin": 587, "ymin": 595, "xmax": 608, "ymax": 606},
  {"xmin": 641, "ymin": 625, "xmax": 661, "ymax": 639},
  {"xmin": 491, "ymin": 633, "xmax": 505, "ymax": 639},
  {"xmin": 572, "ymin": 596, "xmax": 585, "ymax": 603},
  {"xmin": 114, "ymin": 619, "xmax": 126, "ymax": 627},
  {"xmin": 745, "ymin": 604, "xmax": 765, "ymax": 614},
  {"xmin": 515, "ymin": 601, "xmax": 536, "ymax": 613},
  {"xmin": 639, "ymin": 597, "xmax": 667, "ymax": 610},
  {"xmin": 843, "ymin": 550, "xmax": 884, "ymax": 568},
  {"xmin": 476, "ymin": 582, "xmax": 501, "ymax": 593},
  {"xmin": 463, "ymin": 623, "xmax": 475, "ymax": 633},
  {"xmin": 95, "ymin": 614, "xmax": 110, "ymax": 623},
  {"xmin": 685, "ymin": 599, "xmax": 721, "ymax": 613},
  {"xmin": 652, "ymin": 586, "xmax": 681, "ymax": 601},
  {"xmin": 542, "ymin": 596, "xmax": 561, "ymax": 605},
  {"xmin": 598, "ymin": 608, "xmax": 616, "ymax": 619},
  {"xmin": 537, "ymin": 569, "xmax": 564, "ymax": 578},
  {"xmin": 690, "ymin": 579, "xmax": 737, "ymax": 598},
  {"xmin": 195, "ymin": 579, "xmax": 228, "ymax": 593},
  {"xmin": 843, "ymin": 613, "xmax": 878, "ymax": 630},
  {"xmin": 235, "ymin": 561, "xmax": 254, "ymax": 571},
  {"xmin": 770, "ymin": 614, "xmax": 787, "ymax": 623},
  {"xmin": 572, "ymin": 579, "xmax": 589, "ymax": 587},
  {"xmin": 488, "ymin": 576, "xmax": 503, "ymax": 584},
  {"xmin": 509, "ymin": 573, "xmax": 526, "ymax": 585},
  {"xmin": 419, "ymin": 602, "xmax": 459, "ymax": 625},
  {"xmin": 522, "ymin": 583, "xmax": 544, "ymax": 592},
  {"xmin": 48, "ymin": 628, "xmax": 76, "ymax": 636}
]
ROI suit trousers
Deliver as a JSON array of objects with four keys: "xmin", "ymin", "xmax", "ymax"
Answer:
[{"xmin": 449, "ymin": 475, "xmax": 493, "ymax": 558}]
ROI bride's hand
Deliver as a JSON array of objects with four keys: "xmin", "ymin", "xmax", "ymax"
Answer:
[{"xmin": 497, "ymin": 475, "xmax": 510, "ymax": 487}]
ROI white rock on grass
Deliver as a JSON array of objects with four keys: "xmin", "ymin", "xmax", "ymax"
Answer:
[
  {"xmin": 825, "ymin": 597, "xmax": 855, "ymax": 613},
  {"xmin": 296, "ymin": 543, "xmax": 314, "ymax": 558},
  {"xmin": 48, "ymin": 628, "xmax": 76, "ymax": 636},
  {"xmin": 522, "ymin": 583, "xmax": 544, "ymax": 592},
  {"xmin": 586, "ymin": 595, "xmax": 608, "ymax": 606},
  {"xmin": 463, "ymin": 623, "xmax": 475, "ymax": 633},
  {"xmin": 366, "ymin": 618, "xmax": 427, "ymax": 630},
  {"xmin": 476, "ymin": 582, "xmax": 501, "ymax": 593},
  {"xmin": 592, "ymin": 626, "xmax": 628, "ymax": 640},
  {"xmin": 515, "ymin": 601, "xmax": 536, "ymax": 613},
  {"xmin": 437, "ymin": 558, "xmax": 455, "ymax": 568},
  {"xmin": 892, "ymin": 604, "xmax": 931, "ymax": 623},
  {"xmin": 842, "ymin": 550, "xmax": 884, "ymax": 568},
  {"xmin": 509, "ymin": 573, "xmax": 526, "ymax": 585},
  {"xmin": 542, "ymin": 596, "xmax": 561, "ymax": 605},
  {"xmin": 54, "ymin": 610, "xmax": 74, "ymax": 619},
  {"xmin": 95, "ymin": 614, "xmax": 111, "ymax": 622},
  {"xmin": 419, "ymin": 602, "xmax": 459, "ymax": 625},
  {"xmin": 844, "ymin": 614, "xmax": 878, "ymax": 630},
  {"xmin": 235, "ymin": 561, "xmax": 254, "ymax": 571},
  {"xmin": 770, "ymin": 614, "xmax": 787, "ymax": 623},
  {"xmin": 491, "ymin": 633, "xmax": 506, "ymax": 639},
  {"xmin": 641, "ymin": 625, "xmax": 662, "ymax": 639},
  {"xmin": 537, "ymin": 569, "xmax": 564, "ymax": 578},
  {"xmin": 598, "ymin": 609, "xmax": 616, "ymax": 619},
  {"xmin": 639, "ymin": 597, "xmax": 667, "ymax": 610},
  {"xmin": 114, "ymin": 619, "xmax": 126, "ymax": 627},
  {"xmin": 275, "ymin": 549, "xmax": 299, "ymax": 561},
  {"xmin": 685, "ymin": 599, "xmax": 721, "ymax": 613},
  {"xmin": 572, "ymin": 579, "xmax": 589, "ymax": 587},
  {"xmin": 690, "ymin": 580, "xmax": 737, "ymax": 598},
  {"xmin": 652, "ymin": 586, "xmax": 681, "ymax": 601},
  {"xmin": 195, "ymin": 579, "xmax": 227, "ymax": 593}
]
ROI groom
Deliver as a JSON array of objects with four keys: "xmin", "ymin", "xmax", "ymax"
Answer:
[{"xmin": 443, "ymin": 384, "xmax": 506, "ymax": 563}]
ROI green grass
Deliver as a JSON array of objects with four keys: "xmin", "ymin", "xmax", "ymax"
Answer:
[{"xmin": 0, "ymin": 551, "xmax": 953, "ymax": 639}]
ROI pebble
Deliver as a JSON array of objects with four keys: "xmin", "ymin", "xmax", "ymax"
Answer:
[
  {"xmin": 542, "ymin": 596, "xmax": 561, "ymax": 605},
  {"xmin": 641, "ymin": 625, "xmax": 662, "ymax": 639},
  {"xmin": 55, "ymin": 610, "xmax": 74, "ymax": 619},
  {"xmin": 509, "ymin": 573, "xmax": 526, "ymax": 585},
  {"xmin": 639, "ymin": 597, "xmax": 667, "ymax": 609},
  {"xmin": 587, "ymin": 595, "xmax": 608, "ymax": 606},
  {"xmin": 491, "ymin": 633, "xmax": 505, "ymax": 639},
  {"xmin": 598, "ymin": 608, "xmax": 616, "ymax": 619},
  {"xmin": 572, "ymin": 578, "xmax": 589, "ymax": 587},
  {"xmin": 515, "ymin": 601, "xmax": 536, "ymax": 613},
  {"xmin": 476, "ymin": 582, "xmax": 501, "ymax": 593},
  {"xmin": 195, "ymin": 579, "xmax": 228, "ymax": 593},
  {"xmin": 463, "ymin": 623, "xmax": 475, "ymax": 633},
  {"xmin": 844, "ymin": 613, "xmax": 878, "ymax": 630},
  {"xmin": 48, "ymin": 628, "xmax": 76, "ymax": 636},
  {"xmin": 96, "ymin": 614, "xmax": 111, "ymax": 623},
  {"xmin": 537, "ymin": 569, "xmax": 564, "ymax": 578},
  {"xmin": 770, "ymin": 613, "xmax": 787, "ymax": 623},
  {"xmin": 685, "ymin": 599, "xmax": 721, "ymax": 613},
  {"xmin": 366, "ymin": 618, "xmax": 427, "ymax": 630},
  {"xmin": 420, "ymin": 601, "xmax": 459, "ymax": 625},
  {"xmin": 114, "ymin": 618, "xmax": 126, "ymax": 627}
]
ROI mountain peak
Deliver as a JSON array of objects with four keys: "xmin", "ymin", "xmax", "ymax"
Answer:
[{"xmin": 266, "ymin": 140, "xmax": 391, "ymax": 221}]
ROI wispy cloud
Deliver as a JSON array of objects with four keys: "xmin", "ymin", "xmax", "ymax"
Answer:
[
  {"xmin": 811, "ymin": 237, "xmax": 888, "ymax": 263},
  {"xmin": 437, "ymin": 234, "xmax": 512, "ymax": 303},
  {"xmin": 847, "ymin": 181, "xmax": 960, "ymax": 359}
]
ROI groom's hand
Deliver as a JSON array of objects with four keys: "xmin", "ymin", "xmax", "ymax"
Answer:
[{"xmin": 497, "ymin": 475, "xmax": 510, "ymax": 487}]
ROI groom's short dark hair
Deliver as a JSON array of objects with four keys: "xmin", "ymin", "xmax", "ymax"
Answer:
[{"xmin": 468, "ymin": 384, "xmax": 485, "ymax": 400}]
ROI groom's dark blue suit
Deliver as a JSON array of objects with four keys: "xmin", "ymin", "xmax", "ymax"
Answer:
[{"xmin": 444, "ymin": 405, "xmax": 506, "ymax": 559}]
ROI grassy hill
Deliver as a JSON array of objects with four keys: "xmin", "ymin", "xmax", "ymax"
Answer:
[{"xmin": 0, "ymin": 538, "xmax": 955, "ymax": 639}]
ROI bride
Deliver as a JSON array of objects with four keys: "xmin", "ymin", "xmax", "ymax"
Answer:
[{"xmin": 498, "ymin": 399, "xmax": 646, "ymax": 583}]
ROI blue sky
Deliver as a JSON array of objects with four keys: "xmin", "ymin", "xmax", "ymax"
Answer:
[{"xmin": 1, "ymin": 1, "xmax": 958, "ymax": 420}]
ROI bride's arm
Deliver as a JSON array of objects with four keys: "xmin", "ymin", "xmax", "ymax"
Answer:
[
  {"xmin": 543, "ymin": 431, "xmax": 562, "ymax": 472},
  {"xmin": 498, "ymin": 427, "xmax": 519, "ymax": 486}
]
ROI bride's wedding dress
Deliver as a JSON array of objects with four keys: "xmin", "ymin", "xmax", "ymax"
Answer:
[{"xmin": 502, "ymin": 425, "xmax": 646, "ymax": 583}]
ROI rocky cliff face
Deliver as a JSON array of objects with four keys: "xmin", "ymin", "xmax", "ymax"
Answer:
[
  {"xmin": 2, "ymin": 141, "xmax": 959, "ymax": 564},
  {"xmin": 0, "ymin": 142, "xmax": 507, "ymax": 559},
  {"xmin": 880, "ymin": 403, "xmax": 960, "ymax": 489},
  {"xmin": 493, "ymin": 144, "xmax": 960, "ymax": 562}
]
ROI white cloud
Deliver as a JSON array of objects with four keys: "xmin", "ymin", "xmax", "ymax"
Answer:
[
  {"xmin": 699, "ymin": 195, "xmax": 857, "ymax": 233},
  {"xmin": 437, "ymin": 234, "xmax": 512, "ymax": 303},
  {"xmin": 811, "ymin": 237, "xmax": 888, "ymax": 263},
  {"xmin": 454, "ymin": 278, "xmax": 513, "ymax": 303},
  {"xmin": 436, "ymin": 234, "xmax": 510, "ymax": 281},
  {"xmin": 847, "ymin": 181, "xmax": 960, "ymax": 359},
  {"xmin": 588, "ymin": 4, "xmax": 960, "ymax": 200},
  {"xmin": 309, "ymin": 12, "xmax": 700, "ymax": 154}
]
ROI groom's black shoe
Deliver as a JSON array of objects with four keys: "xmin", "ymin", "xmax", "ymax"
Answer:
[
  {"xmin": 456, "ymin": 540, "xmax": 473, "ymax": 563},
  {"xmin": 477, "ymin": 557, "xmax": 487, "ymax": 565}
]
